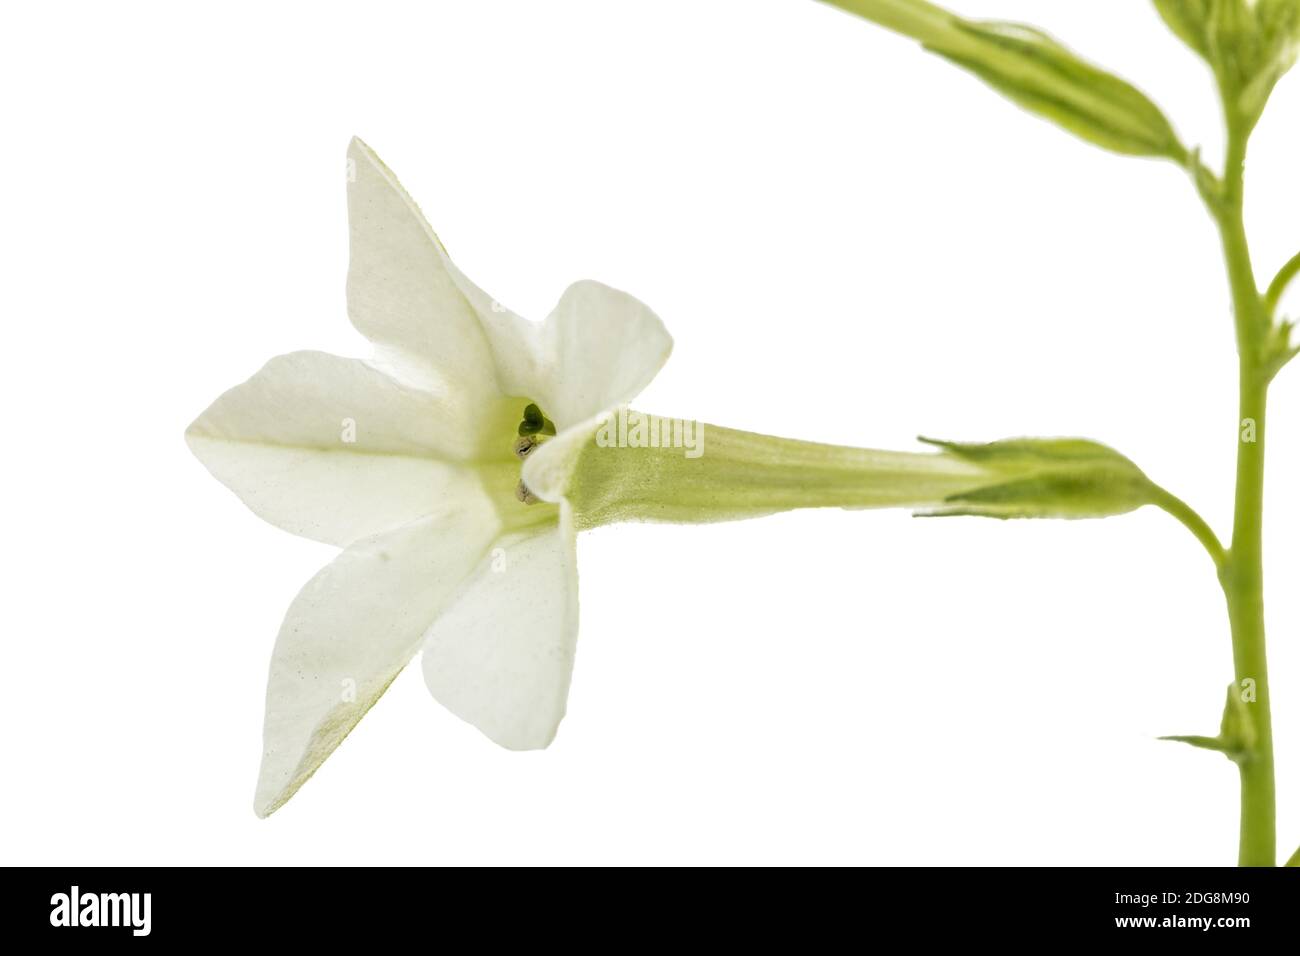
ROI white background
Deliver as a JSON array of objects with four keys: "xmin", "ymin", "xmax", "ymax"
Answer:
[{"xmin": 3, "ymin": 0, "xmax": 1298, "ymax": 866}]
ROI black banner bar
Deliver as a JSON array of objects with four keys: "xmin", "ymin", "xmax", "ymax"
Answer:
[{"xmin": 4, "ymin": 866, "xmax": 1295, "ymax": 942}]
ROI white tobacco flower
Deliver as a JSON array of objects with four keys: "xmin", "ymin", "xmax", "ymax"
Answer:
[
  {"xmin": 187, "ymin": 138, "xmax": 671, "ymax": 817},
  {"xmin": 188, "ymin": 140, "xmax": 1171, "ymax": 819}
]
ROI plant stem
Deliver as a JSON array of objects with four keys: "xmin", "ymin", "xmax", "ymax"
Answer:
[
  {"xmin": 1150, "ymin": 487, "xmax": 1226, "ymax": 569},
  {"xmin": 1213, "ymin": 120, "xmax": 1275, "ymax": 867}
]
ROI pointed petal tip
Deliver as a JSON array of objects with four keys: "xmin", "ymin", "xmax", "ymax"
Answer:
[
  {"xmin": 347, "ymin": 135, "xmax": 373, "ymax": 159},
  {"xmin": 252, "ymin": 779, "xmax": 277, "ymax": 819},
  {"xmin": 253, "ymin": 789, "xmax": 284, "ymax": 820},
  {"xmin": 253, "ymin": 760, "xmax": 310, "ymax": 820},
  {"xmin": 346, "ymin": 137, "xmax": 390, "ymax": 190},
  {"xmin": 253, "ymin": 760, "xmax": 291, "ymax": 819}
]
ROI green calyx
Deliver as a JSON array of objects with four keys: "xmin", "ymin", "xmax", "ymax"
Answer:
[{"xmin": 915, "ymin": 437, "xmax": 1158, "ymax": 519}]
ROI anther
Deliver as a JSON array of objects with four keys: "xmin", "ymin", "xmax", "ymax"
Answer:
[
  {"xmin": 515, "ymin": 479, "xmax": 539, "ymax": 505},
  {"xmin": 517, "ymin": 402, "xmax": 557, "ymax": 437}
]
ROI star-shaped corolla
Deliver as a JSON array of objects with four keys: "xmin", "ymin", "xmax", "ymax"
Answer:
[{"xmin": 186, "ymin": 138, "xmax": 671, "ymax": 817}]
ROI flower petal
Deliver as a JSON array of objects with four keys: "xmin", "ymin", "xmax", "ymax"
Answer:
[
  {"xmin": 254, "ymin": 499, "xmax": 500, "ymax": 817},
  {"xmin": 348, "ymin": 140, "xmax": 671, "ymax": 426},
  {"xmin": 346, "ymin": 137, "xmax": 500, "ymax": 399},
  {"xmin": 469, "ymin": 280, "xmax": 673, "ymax": 429},
  {"xmin": 186, "ymin": 350, "xmax": 489, "ymax": 546},
  {"xmin": 422, "ymin": 504, "xmax": 578, "ymax": 750},
  {"xmin": 536, "ymin": 281, "xmax": 673, "ymax": 427}
]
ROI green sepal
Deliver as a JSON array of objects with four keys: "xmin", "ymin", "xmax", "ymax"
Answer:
[
  {"xmin": 1160, "ymin": 683, "xmax": 1259, "ymax": 764},
  {"xmin": 916, "ymin": 437, "xmax": 1157, "ymax": 519}
]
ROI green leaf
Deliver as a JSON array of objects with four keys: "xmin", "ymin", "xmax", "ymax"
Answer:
[
  {"xmin": 916, "ymin": 437, "xmax": 1158, "ymax": 519},
  {"xmin": 1160, "ymin": 683, "xmax": 1258, "ymax": 764},
  {"xmin": 822, "ymin": 0, "xmax": 1187, "ymax": 160}
]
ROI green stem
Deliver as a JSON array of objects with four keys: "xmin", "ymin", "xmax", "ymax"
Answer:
[
  {"xmin": 1150, "ymin": 487, "xmax": 1226, "ymax": 569},
  {"xmin": 1213, "ymin": 120, "xmax": 1275, "ymax": 867}
]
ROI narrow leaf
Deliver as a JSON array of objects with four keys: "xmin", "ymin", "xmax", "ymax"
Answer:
[
  {"xmin": 1159, "ymin": 684, "xmax": 1258, "ymax": 764},
  {"xmin": 822, "ymin": 0, "xmax": 1186, "ymax": 160},
  {"xmin": 935, "ymin": 22, "xmax": 1187, "ymax": 159},
  {"xmin": 1158, "ymin": 734, "xmax": 1239, "ymax": 753}
]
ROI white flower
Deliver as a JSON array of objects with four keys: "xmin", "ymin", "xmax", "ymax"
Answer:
[{"xmin": 187, "ymin": 138, "xmax": 671, "ymax": 817}]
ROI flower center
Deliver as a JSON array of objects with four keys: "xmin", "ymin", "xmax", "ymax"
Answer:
[
  {"xmin": 517, "ymin": 402, "xmax": 556, "ymax": 439},
  {"xmin": 512, "ymin": 402, "xmax": 555, "ymax": 505}
]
